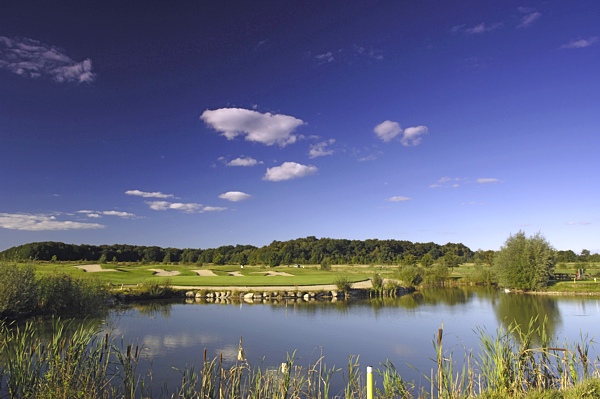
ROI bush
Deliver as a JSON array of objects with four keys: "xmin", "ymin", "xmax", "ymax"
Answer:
[
  {"xmin": 37, "ymin": 273, "xmax": 108, "ymax": 316},
  {"xmin": 320, "ymin": 260, "xmax": 331, "ymax": 271},
  {"xmin": 397, "ymin": 265, "xmax": 423, "ymax": 288},
  {"xmin": 334, "ymin": 276, "xmax": 352, "ymax": 292},
  {"xmin": 371, "ymin": 273, "xmax": 384, "ymax": 291},
  {"xmin": 139, "ymin": 278, "xmax": 174, "ymax": 298},
  {"xmin": 0, "ymin": 263, "xmax": 37, "ymax": 319}
]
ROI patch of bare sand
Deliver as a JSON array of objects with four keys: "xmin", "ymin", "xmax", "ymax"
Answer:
[
  {"xmin": 193, "ymin": 269, "xmax": 218, "ymax": 277},
  {"xmin": 250, "ymin": 271, "xmax": 294, "ymax": 277},
  {"xmin": 149, "ymin": 268, "xmax": 181, "ymax": 277},
  {"xmin": 265, "ymin": 271, "xmax": 294, "ymax": 277},
  {"xmin": 228, "ymin": 272, "xmax": 243, "ymax": 277},
  {"xmin": 75, "ymin": 264, "xmax": 117, "ymax": 273}
]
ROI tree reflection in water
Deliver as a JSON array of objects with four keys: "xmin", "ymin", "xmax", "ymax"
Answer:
[{"xmin": 493, "ymin": 292, "xmax": 561, "ymax": 340}]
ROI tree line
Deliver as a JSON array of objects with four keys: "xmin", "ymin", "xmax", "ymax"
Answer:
[
  {"xmin": 2, "ymin": 236, "xmax": 596, "ymax": 267},
  {"xmin": 1, "ymin": 237, "xmax": 474, "ymax": 265}
]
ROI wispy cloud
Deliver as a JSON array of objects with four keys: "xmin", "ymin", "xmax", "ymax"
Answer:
[
  {"xmin": 374, "ymin": 120, "xmax": 428, "ymax": 146},
  {"xmin": 218, "ymin": 191, "xmax": 252, "ymax": 202},
  {"xmin": 430, "ymin": 177, "xmax": 462, "ymax": 188},
  {"xmin": 309, "ymin": 139, "xmax": 335, "ymax": 158},
  {"xmin": 201, "ymin": 108, "xmax": 304, "ymax": 147},
  {"xmin": 566, "ymin": 221, "xmax": 591, "ymax": 226},
  {"xmin": 354, "ymin": 45, "xmax": 383, "ymax": 60},
  {"xmin": 77, "ymin": 210, "xmax": 136, "ymax": 218},
  {"xmin": 386, "ymin": 196, "xmax": 411, "ymax": 202},
  {"xmin": 517, "ymin": 8, "xmax": 541, "ymax": 28},
  {"xmin": 125, "ymin": 190, "xmax": 175, "ymax": 199},
  {"xmin": 465, "ymin": 22, "xmax": 503, "ymax": 35},
  {"xmin": 146, "ymin": 201, "xmax": 224, "ymax": 213},
  {"xmin": 227, "ymin": 156, "xmax": 261, "ymax": 167},
  {"xmin": 0, "ymin": 36, "xmax": 95, "ymax": 83},
  {"xmin": 560, "ymin": 37, "xmax": 598, "ymax": 49},
  {"xmin": 476, "ymin": 178, "xmax": 500, "ymax": 184},
  {"xmin": 263, "ymin": 162, "xmax": 318, "ymax": 182},
  {"xmin": 315, "ymin": 51, "xmax": 334, "ymax": 64},
  {"xmin": 0, "ymin": 212, "xmax": 104, "ymax": 231}
]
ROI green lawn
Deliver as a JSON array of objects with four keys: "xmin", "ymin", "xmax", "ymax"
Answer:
[{"xmin": 28, "ymin": 263, "xmax": 375, "ymax": 288}]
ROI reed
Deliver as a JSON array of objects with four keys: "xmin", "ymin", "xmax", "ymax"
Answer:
[{"xmin": 1, "ymin": 318, "xmax": 599, "ymax": 398}]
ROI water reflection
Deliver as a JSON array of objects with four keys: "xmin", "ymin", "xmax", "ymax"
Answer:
[{"xmin": 492, "ymin": 293, "xmax": 561, "ymax": 338}]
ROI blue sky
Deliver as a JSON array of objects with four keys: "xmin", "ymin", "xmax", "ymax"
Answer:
[{"xmin": 1, "ymin": 0, "xmax": 599, "ymax": 253}]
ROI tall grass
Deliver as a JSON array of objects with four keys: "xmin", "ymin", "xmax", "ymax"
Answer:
[{"xmin": 1, "ymin": 318, "xmax": 599, "ymax": 398}]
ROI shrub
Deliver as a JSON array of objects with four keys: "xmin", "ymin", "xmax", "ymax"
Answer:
[
  {"xmin": 334, "ymin": 276, "xmax": 352, "ymax": 292},
  {"xmin": 397, "ymin": 265, "xmax": 423, "ymax": 288},
  {"xmin": 0, "ymin": 263, "xmax": 37, "ymax": 319},
  {"xmin": 139, "ymin": 278, "xmax": 174, "ymax": 298},
  {"xmin": 320, "ymin": 260, "xmax": 331, "ymax": 271},
  {"xmin": 37, "ymin": 273, "xmax": 108, "ymax": 316},
  {"xmin": 371, "ymin": 273, "xmax": 384, "ymax": 291}
]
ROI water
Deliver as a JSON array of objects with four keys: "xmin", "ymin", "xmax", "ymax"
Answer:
[{"xmin": 99, "ymin": 287, "xmax": 600, "ymax": 393}]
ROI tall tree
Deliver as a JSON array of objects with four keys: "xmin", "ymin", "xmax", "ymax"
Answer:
[{"xmin": 494, "ymin": 231, "xmax": 556, "ymax": 291}]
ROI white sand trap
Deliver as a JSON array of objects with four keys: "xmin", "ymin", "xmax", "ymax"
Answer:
[
  {"xmin": 265, "ymin": 271, "xmax": 293, "ymax": 277},
  {"xmin": 228, "ymin": 271, "xmax": 243, "ymax": 277},
  {"xmin": 149, "ymin": 268, "xmax": 181, "ymax": 277},
  {"xmin": 75, "ymin": 264, "xmax": 117, "ymax": 273},
  {"xmin": 194, "ymin": 269, "xmax": 218, "ymax": 277}
]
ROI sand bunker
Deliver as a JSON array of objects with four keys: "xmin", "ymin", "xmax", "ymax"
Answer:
[
  {"xmin": 149, "ymin": 268, "xmax": 181, "ymax": 277},
  {"xmin": 228, "ymin": 271, "xmax": 243, "ymax": 277},
  {"xmin": 75, "ymin": 264, "xmax": 117, "ymax": 273},
  {"xmin": 194, "ymin": 269, "xmax": 218, "ymax": 277},
  {"xmin": 251, "ymin": 271, "xmax": 294, "ymax": 277}
]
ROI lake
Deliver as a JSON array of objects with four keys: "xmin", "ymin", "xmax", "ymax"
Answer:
[{"xmin": 96, "ymin": 287, "xmax": 600, "ymax": 394}]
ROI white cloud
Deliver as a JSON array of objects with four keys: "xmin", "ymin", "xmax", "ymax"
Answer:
[
  {"xmin": 125, "ymin": 189, "xmax": 175, "ymax": 199},
  {"xmin": 374, "ymin": 120, "xmax": 402, "ymax": 142},
  {"xmin": 201, "ymin": 108, "xmax": 304, "ymax": 147},
  {"xmin": 202, "ymin": 206, "xmax": 227, "ymax": 212},
  {"xmin": 0, "ymin": 212, "xmax": 104, "ymax": 231},
  {"xmin": 374, "ymin": 121, "xmax": 428, "ymax": 146},
  {"xmin": 401, "ymin": 126, "xmax": 428, "ymax": 146},
  {"xmin": 477, "ymin": 178, "xmax": 500, "ymax": 184},
  {"xmin": 0, "ymin": 36, "xmax": 95, "ymax": 83},
  {"xmin": 560, "ymin": 37, "xmax": 598, "ymax": 49},
  {"xmin": 263, "ymin": 162, "xmax": 318, "ymax": 182},
  {"xmin": 227, "ymin": 156, "xmax": 260, "ymax": 167},
  {"xmin": 147, "ymin": 201, "xmax": 171, "ymax": 211},
  {"xmin": 146, "ymin": 201, "xmax": 223, "ymax": 213},
  {"xmin": 517, "ymin": 11, "xmax": 541, "ymax": 28},
  {"xmin": 169, "ymin": 203, "xmax": 204, "ymax": 213},
  {"xmin": 218, "ymin": 191, "xmax": 252, "ymax": 202},
  {"xmin": 77, "ymin": 210, "xmax": 136, "ymax": 218},
  {"xmin": 566, "ymin": 221, "xmax": 591, "ymax": 226},
  {"xmin": 465, "ymin": 22, "xmax": 502, "ymax": 35},
  {"xmin": 387, "ymin": 196, "xmax": 411, "ymax": 202},
  {"xmin": 102, "ymin": 210, "xmax": 136, "ymax": 218},
  {"xmin": 309, "ymin": 139, "xmax": 335, "ymax": 158}
]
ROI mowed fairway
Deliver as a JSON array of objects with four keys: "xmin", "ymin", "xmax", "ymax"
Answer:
[{"xmin": 29, "ymin": 263, "xmax": 383, "ymax": 288}]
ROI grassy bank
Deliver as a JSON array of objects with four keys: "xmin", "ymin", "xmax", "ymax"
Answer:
[{"xmin": 1, "ymin": 318, "xmax": 599, "ymax": 398}]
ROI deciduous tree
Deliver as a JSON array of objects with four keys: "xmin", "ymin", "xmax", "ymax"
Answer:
[{"xmin": 494, "ymin": 231, "xmax": 556, "ymax": 291}]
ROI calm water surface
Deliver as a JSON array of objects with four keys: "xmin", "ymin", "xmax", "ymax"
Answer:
[{"xmin": 101, "ymin": 287, "xmax": 600, "ymax": 390}]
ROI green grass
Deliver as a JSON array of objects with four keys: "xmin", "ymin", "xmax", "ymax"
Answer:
[{"xmin": 26, "ymin": 262, "xmax": 375, "ymax": 288}]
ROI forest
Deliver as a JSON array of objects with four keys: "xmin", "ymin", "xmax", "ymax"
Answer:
[{"xmin": 1, "ymin": 236, "xmax": 596, "ymax": 266}]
